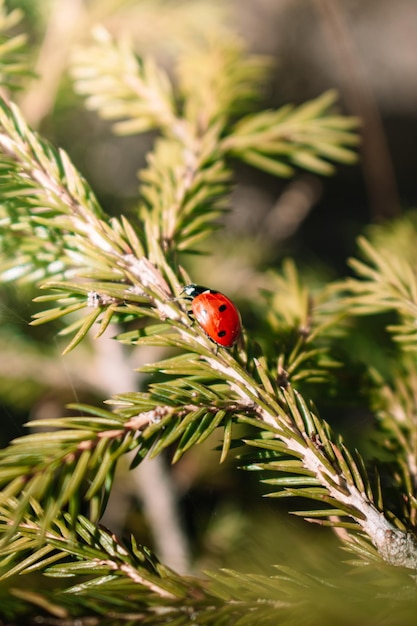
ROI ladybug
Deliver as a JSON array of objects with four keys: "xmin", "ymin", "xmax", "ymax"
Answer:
[{"xmin": 182, "ymin": 284, "xmax": 242, "ymax": 348}]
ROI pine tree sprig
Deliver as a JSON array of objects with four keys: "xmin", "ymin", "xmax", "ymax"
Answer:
[
  {"xmin": 71, "ymin": 25, "xmax": 179, "ymax": 137},
  {"xmin": 0, "ymin": 511, "xmax": 184, "ymax": 603},
  {"xmin": 117, "ymin": 320, "xmax": 417, "ymax": 569},
  {"xmin": 138, "ymin": 131, "xmax": 232, "ymax": 257},
  {"xmin": 2, "ymin": 7, "xmax": 417, "ymax": 621},
  {"xmin": 176, "ymin": 32, "xmax": 271, "ymax": 126},
  {"xmin": 368, "ymin": 362, "xmax": 417, "ymax": 526},
  {"xmin": 0, "ymin": 96, "xmax": 110, "ymax": 284},
  {"xmin": 0, "ymin": 91, "xmax": 415, "ymax": 567},
  {"xmin": 0, "ymin": 0, "xmax": 32, "ymax": 92},
  {"xmin": 223, "ymin": 89, "xmax": 360, "ymax": 177},
  {"xmin": 343, "ymin": 236, "xmax": 417, "ymax": 347},
  {"xmin": 2, "ymin": 549, "xmax": 417, "ymax": 625}
]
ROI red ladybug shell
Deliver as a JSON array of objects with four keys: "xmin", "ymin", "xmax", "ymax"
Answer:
[{"xmin": 183, "ymin": 284, "xmax": 241, "ymax": 347}]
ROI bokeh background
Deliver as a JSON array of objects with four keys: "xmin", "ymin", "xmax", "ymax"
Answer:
[{"xmin": 1, "ymin": 0, "xmax": 417, "ymax": 575}]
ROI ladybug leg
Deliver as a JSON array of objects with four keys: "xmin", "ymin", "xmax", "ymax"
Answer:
[{"xmin": 186, "ymin": 309, "xmax": 197, "ymax": 330}]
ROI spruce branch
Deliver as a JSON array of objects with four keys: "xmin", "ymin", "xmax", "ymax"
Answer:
[
  {"xmin": 70, "ymin": 28, "xmax": 269, "ymax": 257},
  {"xmin": 2, "ymin": 142, "xmax": 417, "ymax": 569},
  {"xmin": 223, "ymin": 89, "xmax": 360, "ymax": 177},
  {"xmin": 0, "ymin": 0, "xmax": 31, "ymax": 92},
  {"xmin": 70, "ymin": 28, "xmax": 360, "ymax": 198},
  {"xmin": 0, "ymin": 368, "xmax": 249, "ymax": 541},
  {"xmin": 0, "ymin": 91, "xmax": 414, "ymax": 582},
  {"xmin": 2, "ymin": 11, "xmax": 417, "ymax": 622},
  {"xmin": 138, "ymin": 131, "xmax": 232, "ymax": 257},
  {"xmin": 71, "ymin": 25, "xmax": 180, "ymax": 137},
  {"xmin": 2, "ymin": 285, "xmax": 417, "ymax": 570},
  {"xmin": 258, "ymin": 259, "xmax": 345, "ymax": 384},
  {"xmin": 369, "ymin": 361, "xmax": 417, "ymax": 526},
  {"xmin": 1, "ymin": 495, "xmax": 416, "ymax": 625},
  {"xmin": 0, "ymin": 511, "xmax": 196, "ymax": 611},
  {"xmin": 0, "ymin": 95, "xmax": 186, "ymax": 348},
  {"xmin": 344, "ymin": 236, "xmax": 417, "ymax": 347},
  {"xmin": 175, "ymin": 32, "xmax": 271, "ymax": 126},
  {"xmin": 71, "ymin": 27, "xmax": 270, "ymax": 137},
  {"xmin": 0, "ymin": 96, "xmax": 107, "ymax": 283},
  {"xmin": 113, "ymin": 280, "xmax": 417, "ymax": 570},
  {"xmin": 66, "ymin": 27, "xmax": 361, "ymax": 270}
]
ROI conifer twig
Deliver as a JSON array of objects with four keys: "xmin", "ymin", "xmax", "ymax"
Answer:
[{"xmin": 3, "ymin": 9, "xmax": 417, "ymax": 622}]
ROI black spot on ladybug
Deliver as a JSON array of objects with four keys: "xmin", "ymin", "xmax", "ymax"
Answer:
[
  {"xmin": 218, "ymin": 330, "xmax": 227, "ymax": 338},
  {"xmin": 218, "ymin": 304, "xmax": 227, "ymax": 312}
]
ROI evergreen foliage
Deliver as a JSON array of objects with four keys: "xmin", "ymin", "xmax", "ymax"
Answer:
[
  {"xmin": 0, "ymin": 0, "xmax": 29, "ymax": 92},
  {"xmin": 0, "ymin": 3, "xmax": 416, "ymax": 624}
]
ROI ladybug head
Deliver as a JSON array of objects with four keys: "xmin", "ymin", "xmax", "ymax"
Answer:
[{"xmin": 182, "ymin": 284, "xmax": 210, "ymax": 298}]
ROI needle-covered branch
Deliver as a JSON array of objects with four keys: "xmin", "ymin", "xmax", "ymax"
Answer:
[
  {"xmin": 0, "ymin": 0, "xmax": 31, "ymax": 92},
  {"xmin": 0, "ymin": 86, "xmax": 416, "ymax": 570},
  {"xmin": 343, "ymin": 236, "xmax": 417, "ymax": 347},
  {"xmin": 2, "ymin": 7, "xmax": 417, "ymax": 623},
  {"xmin": 223, "ymin": 89, "xmax": 360, "ymax": 177}
]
